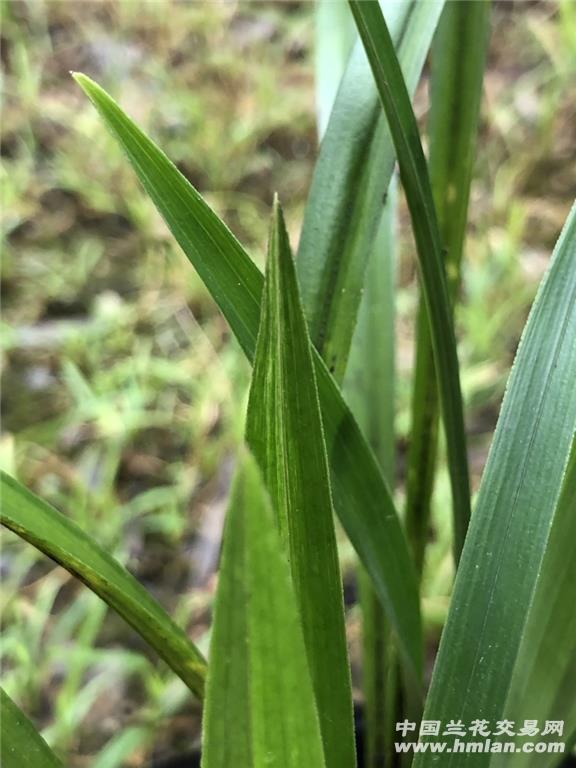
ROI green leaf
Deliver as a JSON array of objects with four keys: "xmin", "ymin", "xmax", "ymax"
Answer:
[
  {"xmin": 428, "ymin": 0, "xmax": 491, "ymax": 287},
  {"xmin": 314, "ymin": 0, "xmax": 356, "ymax": 139},
  {"xmin": 91, "ymin": 726, "xmax": 151, "ymax": 768},
  {"xmin": 349, "ymin": 0, "xmax": 471, "ymax": 559},
  {"xmin": 246, "ymin": 199, "xmax": 355, "ymax": 768},
  {"xmin": 1, "ymin": 688, "xmax": 63, "ymax": 768},
  {"xmin": 405, "ymin": 0, "xmax": 491, "ymax": 574},
  {"xmin": 0, "ymin": 472, "xmax": 206, "ymax": 698},
  {"xmin": 71, "ymin": 71, "xmax": 262, "ymax": 363},
  {"xmin": 415, "ymin": 204, "xmax": 576, "ymax": 768},
  {"xmin": 345, "ymin": 180, "xmax": 400, "ymax": 767},
  {"xmin": 299, "ymin": 0, "xmax": 444, "ymax": 382},
  {"xmin": 201, "ymin": 451, "xmax": 326, "ymax": 768},
  {"xmin": 497, "ymin": 437, "xmax": 576, "ymax": 768},
  {"xmin": 344, "ymin": 178, "xmax": 397, "ymax": 480},
  {"xmin": 73, "ymin": 72, "xmax": 423, "ymax": 686}
]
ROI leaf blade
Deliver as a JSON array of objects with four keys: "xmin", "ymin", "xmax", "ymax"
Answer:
[
  {"xmin": 415, "ymin": 203, "xmax": 576, "ymax": 767},
  {"xmin": 349, "ymin": 0, "xmax": 471, "ymax": 559},
  {"xmin": 201, "ymin": 451, "xmax": 326, "ymax": 768},
  {"xmin": 73, "ymin": 72, "xmax": 423, "ymax": 685},
  {"xmin": 344, "ymin": 179, "xmax": 397, "ymax": 480},
  {"xmin": 496, "ymin": 436, "xmax": 576, "ymax": 768},
  {"xmin": 299, "ymin": 0, "xmax": 444, "ymax": 382},
  {"xmin": 246, "ymin": 199, "xmax": 355, "ymax": 768},
  {"xmin": 1, "ymin": 688, "xmax": 63, "ymax": 768},
  {"xmin": 0, "ymin": 472, "xmax": 206, "ymax": 698},
  {"xmin": 405, "ymin": 0, "xmax": 491, "ymax": 574},
  {"xmin": 345, "ymin": 179, "xmax": 400, "ymax": 767},
  {"xmin": 314, "ymin": 0, "xmax": 356, "ymax": 139}
]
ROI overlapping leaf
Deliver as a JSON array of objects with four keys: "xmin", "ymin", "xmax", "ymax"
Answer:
[
  {"xmin": 298, "ymin": 0, "xmax": 444, "ymax": 382},
  {"xmin": 349, "ymin": 0, "xmax": 471, "ymax": 558},
  {"xmin": 314, "ymin": 0, "xmax": 355, "ymax": 139},
  {"xmin": 73, "ymin": 73, "xmax": 422, "ymax": 685},
  {"xmin": 0, "ymin": 472, "xmax": 206, "ymax": 698},
  {"xmin": 405, "ymin": 0, "xmax": 491, "ymax": 574},
  {"xmin": 201, "ymin": 451, "xmax": 326, "ymax": 768},
  {"xmin": 344, "ymin": 179, "xmax": 397, "ymax": 480},
  {"xmin": 246, "ymin": 200, "xmax": 355, "ymax": 768},
  {"xmin": 496, "ymin": 437, "xmax": 576, "ymax": 768},
  {"xmin": 415, "ymin": 204, "xmax": 576, "ymax": 767},
  {"xmin": 345, "ymin": 180, "xmax": 399, "ymax": 767}
]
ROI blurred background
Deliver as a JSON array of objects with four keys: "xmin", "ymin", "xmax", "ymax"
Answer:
[{"xmin": 1, "ymin": 1, "xmax": 575, "ymax": 766}]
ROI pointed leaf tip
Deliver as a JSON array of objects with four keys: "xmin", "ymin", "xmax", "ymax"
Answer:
[
  {"xmin": 247, "ymin": 197, "xmax": 356, "ymax": 766},
  {"xmin": 71, "ymin": 71, "xmax": 88, "ymax": 87},
  {"xmin": 72, "ymin": 73, "xmax": 423, "ymax": 684},
  {"xmin": 271, "ymin": 195, "xmax": 285, "ymax": 233}
]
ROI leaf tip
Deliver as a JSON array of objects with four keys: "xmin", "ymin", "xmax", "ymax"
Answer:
[
  {"xmin": 272, "ymin": 192, "xmax": 282, "ymax": 226},
  {"xmin": 71, "ymin": 72, "xmax": 102, "ymax": 103},
  {"xmin": 271, "ymin": 193, "xmax": 289, "ymax": 242},
  {"xmin": 70, "ymin": 70, "xmax": 87, "ymax": 85}
]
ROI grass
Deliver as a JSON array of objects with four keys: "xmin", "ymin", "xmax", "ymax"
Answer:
[{"xmin": 1, "ymin": 1, "xmax": 575, "ymax": 765}]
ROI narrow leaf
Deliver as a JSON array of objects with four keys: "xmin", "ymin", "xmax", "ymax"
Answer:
[
  {"xmin": 405, "ymin": 0, "xmax": 491, "ymax": 575},
  {"xmin": 345, "ymin": 179, "xmax": 400, "ymax": 767},
  {"xmin": 299, "ymin": 0, "xmax": 444, "ymax": 382},
  {"xmin": 0, "ymin": 472, "xmax": 206, "ymax": 698},
  {"xmin": 415, "ymin": 204, "xmax": 576, "ymax": 768},
  {"xmin": 246, "ymin": 199, "xmax": 355, "ymax": 768},
  {"xmin": 344, "ymin": 178, "xmax": 397, "ymax": 478},
  {"xmin": 91, "ymin": 727, "xmax": 151, "ymax": 768},
  {"xmin": 497, "ymin": 436, "xmax": 576, "ymax": 768},
  {"xmin": 428, "ymin": 0, "xmax": 491, "ymax": 287},
  {"xmin": 201, "ymin": 451, "xmax": 326, "ymax": 768},
  {"xmin": 349, "ymin": 0, "xmax": 471, "ymax": 559},
  {"xmin": 1, "ymin": 688, "xmax": 63, "ymax": 768},
  {"xmin": 314, "ymin": 0, "xmax": 355, "ymax": 139},
  {"xmin": 73, "ymin": 72, "xmax": 423, "ymax": 685}
]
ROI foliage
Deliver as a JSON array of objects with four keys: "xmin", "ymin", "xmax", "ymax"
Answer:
[{"xmin": 2, "ymin": 1, "xmax": 575, "ymax": 767}]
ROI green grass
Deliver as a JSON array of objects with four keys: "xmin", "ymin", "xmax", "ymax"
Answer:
[{"xmin": 1, "ymin": 1, "xmax": 575, "ymax": 766}]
